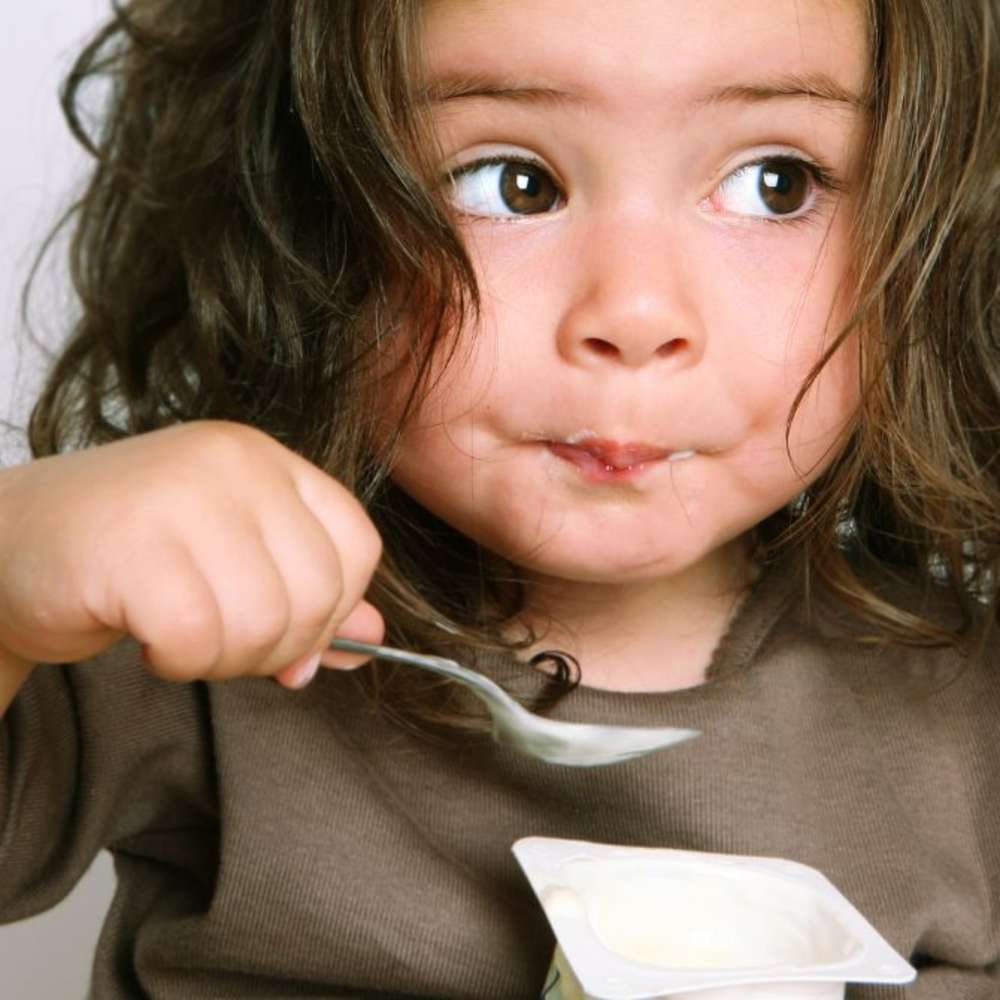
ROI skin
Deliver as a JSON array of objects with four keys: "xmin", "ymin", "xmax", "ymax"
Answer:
[
  {"xmin": 0, "ymin": 0, "xmax": 868, "ymax": 708},
  {"xmin": 389, "ymin": 0, "xmax": 869, "ymax": 689},
  {"xmin": 0, "ymin": 423, "xmax": 385, "ymax": 712}
]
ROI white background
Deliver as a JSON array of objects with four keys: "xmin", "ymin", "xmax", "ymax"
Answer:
[{"xmin": 1, "ymin": 2, "xmax": 116, "ymax": 997}]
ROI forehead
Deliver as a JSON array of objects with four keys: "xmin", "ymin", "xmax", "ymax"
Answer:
[{"xmin": 421, "ymin": 0, "xmax": 868, "ymax": 113}]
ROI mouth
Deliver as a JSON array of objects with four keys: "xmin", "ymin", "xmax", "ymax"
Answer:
[{"xmin": 547, "ymin": 436, "xmax": 696, "ymax": 482}]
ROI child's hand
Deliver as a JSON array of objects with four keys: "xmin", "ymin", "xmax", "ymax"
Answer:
[{"xmin": 0, "ymin": 421, "xmax": 384, "ymax": 697}]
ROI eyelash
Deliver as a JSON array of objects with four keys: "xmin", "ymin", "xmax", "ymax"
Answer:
[
  {"xmin": 444, "ymin": 151, "xmax": 844, "ymax": 226},
  {"xmin": 446, "ymin": 154, "xmax": 563, "ymax": 217},
  {"xmin": 726, "ymin": 154, "xmax": 844, "ymax": 228}
]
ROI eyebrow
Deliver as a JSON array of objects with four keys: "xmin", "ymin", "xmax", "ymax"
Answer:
[
  {"xmin": 698, "ymin": 73, "xmax": 867, "ymax": 110},
  {"xmin": 424, "ymin": 71, "xmax": 866, "ymax": 111}
]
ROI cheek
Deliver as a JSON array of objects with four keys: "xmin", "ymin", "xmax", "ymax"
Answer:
[
  {"xmin": 390, "ymin": 297, "xmax": 523, "ymax": 440},
  {"xmin": 737, "ymin": 230, "xmax": 857, "ymax": 399},
  {"xmin": 808, "ymin": 325, "xmax": 861, "ymax": 414},
  {"xmin": 713, "ymin": 243, "xmax": 860, "ymax": 479},
  {"xmin": 788, "ymin": 238, "xmax": 862, "ymax": 439},
  {"xmin": 776, "ymin": 333, "xmax": 860, "ymax": 489},
  {"xmin": 370, "ymin": 295, "xmax": 490, "ymax": 448}
]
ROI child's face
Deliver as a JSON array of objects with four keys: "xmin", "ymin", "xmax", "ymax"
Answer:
[{"xmin": 390, "ymin": 0, "xmax": 866, "ymax": 589}]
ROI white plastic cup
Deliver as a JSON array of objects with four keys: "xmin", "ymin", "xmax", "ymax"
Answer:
[{"xmin": 513, "ymin": 838, "xmax": 917, "ymax": 1000}]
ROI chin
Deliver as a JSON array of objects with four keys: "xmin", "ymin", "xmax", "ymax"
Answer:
[{"xmin": 500, "ymin": 535, "xmax": 709, "ymax": 586}]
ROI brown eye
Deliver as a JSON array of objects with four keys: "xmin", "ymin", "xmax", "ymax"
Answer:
[
  {"xmin": 449, "ymin": 158, "xmax": 562, "ymax": 217},
  {"xmin": 714, "ymin": 156, "xmax": 824, "ymax": 220},
  {"xmin": 498, "ymin": 162, "xmax": 560, "ymax": 214},
  {"xmin": 758, "ymin": 160, "xmax": 812, "ymax": 215}
]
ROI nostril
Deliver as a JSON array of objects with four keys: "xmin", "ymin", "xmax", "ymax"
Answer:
[
  {"xmin": 656, "ymin": 338, "xmax": 687, "ymax": 358},
  {"xmin": 583, "ymin": 337, "xmax": 620, "ymax": 358}
]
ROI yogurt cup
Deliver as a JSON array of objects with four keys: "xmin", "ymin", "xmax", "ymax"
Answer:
[{"xmin": 512, "ymin": 837, "xmax": 916, "ymax": 1000}]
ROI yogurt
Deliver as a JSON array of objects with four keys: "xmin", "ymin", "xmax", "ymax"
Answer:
[
  {"xmin": 564, "ymin": 856, "xmax": 859, "ymax": 969},
  {"xmin": 512, "ymin": 838, "xmax": 916, "ymax": 1000}
]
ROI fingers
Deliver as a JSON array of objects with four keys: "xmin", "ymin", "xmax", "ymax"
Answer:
[
  {"xmin": 257, "ymin": 491, "xmax": 381, "ymax": 687},
  {"xmin": 121, "ymin": 477, "xmax": 383, "ymax": 686},
  {"xmin": 330, "ymin": 599, "xmax": 385, "ymax": 644},
  {"xmin": 273, "ymin": 601, "xmax": 386, "ymax": 688},
  {"xmin": 273, "ymin": 652, "xmax": 323, "ymax": 690},
  {"xmin": 318, "ymin": 601, "xmax": 385, "ymax": 668},
  {"xmin": 290, "ymin": 459, "xmax": 383, "ymax": 596},
  {"xmin": 116, "ymin": 537, "xmax": 228, "ymax": 682},
  {"xmin": 0, "ymin": 421, "xmax": 387, "ymax": 689},
  {"xmin": 269, "ymin": 459, "xmax": 385, "ymax": 684}
]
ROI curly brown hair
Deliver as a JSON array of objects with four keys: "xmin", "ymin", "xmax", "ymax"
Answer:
[
  {"xmin": 21, "ymin": 0, "xmax": 1000, "ymax": 724},
  {"xmin": 785, "ymin": 0, "xmax": 1000, "ymax": 643}
]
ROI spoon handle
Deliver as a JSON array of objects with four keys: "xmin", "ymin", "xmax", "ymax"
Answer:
[{"xmin": 328, "ymin": 637, "xmax": 518, "ymax": 704}]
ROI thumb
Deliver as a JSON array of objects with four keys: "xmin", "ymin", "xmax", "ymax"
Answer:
[{"xmin": 320, "ymin": 599, "xmax": 386, "ymax": 669}]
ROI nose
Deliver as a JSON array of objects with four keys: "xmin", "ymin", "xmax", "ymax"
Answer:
[{"xmin": 555, "ymin": 214, "xmax": 704, "ymax": 370}]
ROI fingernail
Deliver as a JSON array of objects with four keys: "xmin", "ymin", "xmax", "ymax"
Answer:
[
  {"xmin": 286, "ymin": 652, "xmax": 322, "ymax": 689},
  {"xmin": 320, "ymin": 648, "xmax": 371, "ymax": 671}
]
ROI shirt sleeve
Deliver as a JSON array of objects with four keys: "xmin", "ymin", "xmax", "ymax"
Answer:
[{"xmin": 0, "ymin": 639, "xmax": 217, "ymax": 923}]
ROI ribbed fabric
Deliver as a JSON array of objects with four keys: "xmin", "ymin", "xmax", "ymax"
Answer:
[{"xmin": 1, "ymin": 557, "xmax": 998, "ymax": 998}]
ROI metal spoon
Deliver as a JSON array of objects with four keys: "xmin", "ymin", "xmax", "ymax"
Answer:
[{"xmin": 329, "ymin": 637, "xmax": 699, "ymax": 767}]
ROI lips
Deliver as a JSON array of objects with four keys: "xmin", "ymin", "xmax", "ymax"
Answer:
[
  {"xmin": 545, "ymin": 436, "xmax": 694, "ymax": 484},
  {"xmin": 556, "ymin": 438, "xmax": 671, "ymax": 469}
]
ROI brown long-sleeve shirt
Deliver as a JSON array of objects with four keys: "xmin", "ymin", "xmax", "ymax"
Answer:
[{"xmin": 2, "ymin": 558, "xmax": 998, "ymax": 998}]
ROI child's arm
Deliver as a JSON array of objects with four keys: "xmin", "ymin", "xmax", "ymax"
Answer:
[{"xmin": 0, "ymin": 420, "xmax": 383, "ymax": 713}]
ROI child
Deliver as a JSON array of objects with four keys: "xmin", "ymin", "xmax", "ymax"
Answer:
[{"xmin": 2, "ymin": 0, "xmax": 999, "ymax": 996}]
